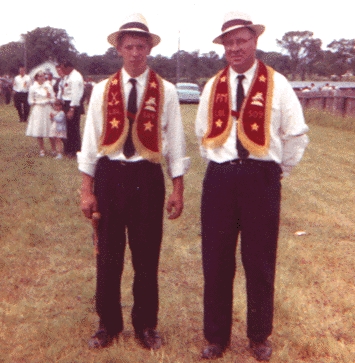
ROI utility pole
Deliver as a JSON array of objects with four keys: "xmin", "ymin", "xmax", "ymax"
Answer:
[
  {"xmin": 176, "ymin": 30, "xmax": 180, "ymax": 84},
  {"xmin": 22, "ymin": 34, "xmax": 27, "ymax": 69}
]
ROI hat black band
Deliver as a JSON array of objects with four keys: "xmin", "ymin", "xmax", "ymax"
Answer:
[
  {"xmin": 222, "ymin": 19, "xmax": 252, "ymax": 31},
  {"xmin": 120, "ymin": 22, "xmax": 149, "ymax": 32}
]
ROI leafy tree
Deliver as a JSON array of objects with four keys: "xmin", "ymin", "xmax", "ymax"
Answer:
[
  {"xmin": 171, "ymin": 50, "xmax": 199, "ymax": 83},
  {"xmin": 0, "ymin": 42, "xmax": 24, "ymax": 75},
  {"xmin": 149, "ymin": 54, "xmax": 176, "ymax": 83},
  {"xmin": 327, "ymin": 38, "xmax": 355, "ymax": 76},
  {"xmin": 24, "ymin": 27, "xmax": 78, "ymax": 69},
  {"xmin": 199, "ymin": 51, "xmax": 227, "ymax": 79},
  {"xmin": 102, "ymin": 47, "xmax": 122, "ymax": 75},
  {"xmin": 277, "ymin": 31, "xmax": 322, "ymax": 80},
  {"xmin": 257, "ymin": 50, "xmax": 292, "ymax": 77}
]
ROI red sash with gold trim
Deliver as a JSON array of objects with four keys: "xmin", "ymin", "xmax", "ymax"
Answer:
[
  {"xmin": 202, "ymin": 61, "xmax": 274, "ymax": 156},
  {"xmin": 99, "ymin": 69, "xmax": 164, "ymax": 163}
]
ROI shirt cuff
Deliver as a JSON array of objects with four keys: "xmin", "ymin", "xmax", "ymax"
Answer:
[
  {"xmin": 77, "ymin": 152, "xmax": 97, "ymax": 177},
  {"xmin": 168, "ymin": 157, "xmax": 190, "ymax": 179}
]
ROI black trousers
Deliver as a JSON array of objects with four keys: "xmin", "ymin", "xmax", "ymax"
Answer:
[
  {"xmin": 94, "ymin": 157, "xmax": 165, "ymax": 336},
  {"xmin": 14, "ymin": 92, "xmax": 30, "ymax": 121},
  {"xmin": 201, "ymin": 159, "xmax": 282, "ymax": 346},
  {"xmin": 63, "ymin": 101, "xmax": 81, "ymax": 155}
]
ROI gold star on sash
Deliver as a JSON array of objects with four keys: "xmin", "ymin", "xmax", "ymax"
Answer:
[
  {"xmin": 150, "ymin": 81, "xmax": 157, "ymax": 88},
  {"xmin": 111, "ymin": 79, "xmax": 118, "ymax": 85},
  {"xmin": 220, "ymin": 76, "xmax": 227, "ymax": 82},
  {"xmin": 110, "ymin": 118, "xmax": 120, "ymax": 128},
  {"xmin": 215, "ymin": 119, "xmax": 223, "ymax": 127},
  {"xmin": 251, "ymin": 123, "xmax": 259, "ymax": 131},
  {"xmin": 144, "ymin": 121, "xmax": 154, "ymax": 131},
  {"xmin": 259, "ymin": 75, "xmax": 266, "ymax": 82}
]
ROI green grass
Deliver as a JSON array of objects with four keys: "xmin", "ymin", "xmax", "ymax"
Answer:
[{"xmin": 0, "ymin": 101, "xmax": 354, "ymax": 362}]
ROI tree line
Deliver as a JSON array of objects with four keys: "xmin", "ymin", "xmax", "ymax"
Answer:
[{"xmin": 1, "ymin": 27, "xmax": 354, "ymax": 84}]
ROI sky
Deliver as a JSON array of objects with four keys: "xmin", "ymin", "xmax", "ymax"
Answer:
[{"xmin": 1, "ymin": 0, "xmax": 353, "ymax": 58}]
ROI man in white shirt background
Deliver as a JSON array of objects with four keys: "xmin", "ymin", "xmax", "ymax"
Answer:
[
  {"xmin": 58, "ymin": 60, "xmax": 84, "ymax": 157},
  {"xmin": 12, "ymin": 65, "xmax": 31, "ymax": 122},
  {"xmin": 78, "ymin": 13, "xmax": 189, "ymax": 351},
  {"xmin": 195, "ymin": 10, "xmax": 309, "ymax": 361}
]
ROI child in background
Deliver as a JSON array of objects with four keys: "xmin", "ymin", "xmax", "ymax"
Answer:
[{"xmin": 50, "ymin": 100, "xmax": 67, "ymax": 159}]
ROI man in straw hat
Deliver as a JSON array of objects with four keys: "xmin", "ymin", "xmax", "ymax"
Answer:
[
  {"xmin": 195, "ymin": 11, "xmax": 309, "ymax": 361},
  {"xmin": 78, "ymin": 13, "xmax": 189, "ymax": 350}
]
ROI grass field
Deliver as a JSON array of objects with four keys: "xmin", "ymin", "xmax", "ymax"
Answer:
[{"xmin": 0, "ymin": 101, "xmax": 354, "ymax": 363}]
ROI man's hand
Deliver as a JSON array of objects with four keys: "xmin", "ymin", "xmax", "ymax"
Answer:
[
  {"xmin": 166, "ymin": 176, "xmax": 184, "ymax": 220},
  {"xmin": 80, "ymin": 173, "xmax": 97, "ymax": 219},
  {"xmin": 166, "ymin": 191, "xmax": 183, "ymax": 219},
  {"xmin": 81, "ymin": 191, "xmax": 98, "ymax": 219}
]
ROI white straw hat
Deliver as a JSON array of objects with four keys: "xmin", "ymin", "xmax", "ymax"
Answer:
[
  {"xmin": 213, "ymin": 11, "xmax": 265, "ymax": 44},
  {"xmin": 107, "ymin": 13, "xmax": 161, "ymax": 48}
]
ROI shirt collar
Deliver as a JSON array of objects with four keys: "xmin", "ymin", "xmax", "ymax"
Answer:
[
  {"xmin": 121, "ymin": 67, "xmax": 149, "ymax": 87},
  {"xmin": 229, "ymin": 60, "xmax": 258, "ymax": 82}
]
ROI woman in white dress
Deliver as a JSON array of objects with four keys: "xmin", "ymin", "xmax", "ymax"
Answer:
[{"xmin": 26, "ymin": 71, "xmax": 56, "ymax": 156}]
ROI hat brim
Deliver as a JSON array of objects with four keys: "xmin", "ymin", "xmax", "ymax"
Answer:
[
  {"xmin": 213, "ymin": 24, "xmax": 265, "ymax": 44},
  {"xmin": 107, "ymin": 29, "xmax": 161, "ymax": 48}
]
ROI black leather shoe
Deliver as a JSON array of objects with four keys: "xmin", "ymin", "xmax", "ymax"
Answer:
[
  {"xmin": 88, "ymin": 329, "xmax": 115, "ymax": 349},
  {"xmin": 249, "ymin": 340, "xmax": 272, "ymax": 361},
  {"xmin": 136, "ymin": 328, "xmax": 162, "ymax": 350},
  {"xmin": 201, "ymin": 344, "xmax": 224, "ymax": 359}
]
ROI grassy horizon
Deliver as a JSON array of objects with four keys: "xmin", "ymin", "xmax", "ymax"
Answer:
[{"xmin": 0, "ymin": 101, "xmax": 354, "ymax": 362}]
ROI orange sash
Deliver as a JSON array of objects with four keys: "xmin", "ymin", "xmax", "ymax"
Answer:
[
  {"xmin": 99, "ymin": 69, "xmax": 164, "ymax": 163},
  {"xmin": 202, "ymin": 61, "xmax": 274, "ymax": 156}
]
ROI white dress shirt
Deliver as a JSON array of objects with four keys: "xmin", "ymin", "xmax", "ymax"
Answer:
[
  {"xmin": 13, "ymin": 74, "xmax": 31, "ymax": 92},
  {"xmin": 195, "ymin": 61, "xmax": 309, "ymax": 176},
  {"xmin": 61, "ymin": 69, "xmax": 84, "ymax": 107},
  {"xmin": 78, "ymin": 67, "xmax": 190, "ymax": 179}
]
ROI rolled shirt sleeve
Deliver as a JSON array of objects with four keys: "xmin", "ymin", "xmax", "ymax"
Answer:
[
  {"xmin": 161, "ymin": 80, "xmax": 190, "ymax": 178},
  {"xmin": 77, "ymin": 81, "xmax": 104, "ymax": 177},
  {"xmin": 275, "ymin": 72, "xmax": 309, "ymax": 176}
]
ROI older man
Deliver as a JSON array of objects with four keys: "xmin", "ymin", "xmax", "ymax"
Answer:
[
  {"xmin": 195, "ymin": 11, "xmax": 309, "ymax": 361},
  {"xmin": 78, "ymin": 13, "xmax": 189, "ymax": 350}
]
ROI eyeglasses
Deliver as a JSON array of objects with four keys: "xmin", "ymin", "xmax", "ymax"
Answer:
[{"xmin": 223, "ymin": 37, "xmax": 254, "ymax": 49}]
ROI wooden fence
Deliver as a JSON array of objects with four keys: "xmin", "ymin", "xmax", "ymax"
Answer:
[{"xmin": 296, "ymin": 90, "xmax": 355, "ymax": 117}]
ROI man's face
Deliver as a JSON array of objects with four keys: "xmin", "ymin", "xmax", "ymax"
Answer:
[
  {"xmin": 223, "ymin": 28, "xmax": 257, "ymax": 73},
  {"xmin": 117, "ymin": 33, "xmax": 152, "ymax": 72},
  {"xmin": 60, "ymin": 66, "xmax": 71, "ymax": 76},
  {"xmin": 19, "ymin": 67, "xmax": 26, "ymax": 76}
]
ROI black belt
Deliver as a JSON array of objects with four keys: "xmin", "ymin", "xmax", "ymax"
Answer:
[
  {"xmin": 99, "ymin": 156, "xmax": 158, "ymax": 168},
  {"xmin": 212, "ymin": 159, "xmax": 278, "ymax": 167},
  {"xmin": 110, "ymin": 159, "xmax": 149, "ymax": 167}
]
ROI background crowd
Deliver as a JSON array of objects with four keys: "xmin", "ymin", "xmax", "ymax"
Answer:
[{"xmin": 1, "ymin": 64, "xmax": 96, "ymax": 158}]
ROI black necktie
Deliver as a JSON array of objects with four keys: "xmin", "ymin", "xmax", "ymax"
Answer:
[
  {"xmin": 236, "ymin": 74, "xmax": 249, "ymax": 159},
  {"xmin": 123, "ymin": 78, "xmax": 137, "ymax": 158}
]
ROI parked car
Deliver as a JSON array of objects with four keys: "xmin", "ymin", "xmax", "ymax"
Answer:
[{"xmin": 176, "ymin": 82, "xmax": 200, "ymax": 104}]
